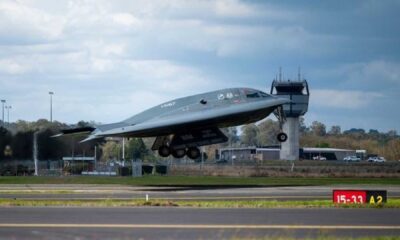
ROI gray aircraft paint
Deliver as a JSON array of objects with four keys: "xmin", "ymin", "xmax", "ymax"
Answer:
[
  {"xmin": 92, "ymin": 88, "xmax": 287, "ymax": 138},
  {"xmin": 57, "ymin": 87, "xmax": 288, "ymax": 157}
]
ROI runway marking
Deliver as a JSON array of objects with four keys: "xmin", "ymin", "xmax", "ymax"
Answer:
[{"xmin": 0, "ymin": 224, "xmax": 399, "ymax": 230}]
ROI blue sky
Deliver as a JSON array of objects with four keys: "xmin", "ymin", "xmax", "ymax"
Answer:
[{"xmin": 0, "ymin": 0, "xmax": 399, "ymax": 132}]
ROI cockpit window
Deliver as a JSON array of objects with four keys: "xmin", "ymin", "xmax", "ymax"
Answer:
[
  {"xmin": 246, "ymin": 92, "xmax": 260, "ymax": 98},
  {"xmin": 260, "ymin": 92, "xmax": 270, "ymax": 98},
  {"xmin": 244, "ymin": 90, "xmax": 270, "ymax": 99}
]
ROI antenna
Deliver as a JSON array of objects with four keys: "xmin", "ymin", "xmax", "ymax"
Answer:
[{"xmin": 298, "ymin": 66, "xmax": 301, "ymax": 81}]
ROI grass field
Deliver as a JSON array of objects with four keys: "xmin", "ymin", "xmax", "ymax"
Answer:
[{"xmin": 1, "ymin": 176, "xmax": 400, "ymax": 186}]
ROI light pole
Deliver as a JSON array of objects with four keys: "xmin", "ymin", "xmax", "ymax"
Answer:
[
  {"xmin": 49, "ymin": 91, "xmax": 54, "ymax": 122},
  {"xmin": 122, "ymin": 137, "xmax": 125, "ymax": 165},
  {"xmin": 1, "ymin": 99, "xmax": 5, "ymax": 127},
  {"xmin": 5, "ymin": 105, "xmax": 11, "ymax": 127}
]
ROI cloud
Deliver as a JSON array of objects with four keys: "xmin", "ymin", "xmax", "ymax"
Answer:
[
  {"xmin": 215, "ymin": 0, "xmax": 259, "ymax": 18},
  {"xmin": 0, "ymin": 59, "xmax": 29, "ymax": 74},
  {"xmin": 0, "ymin": 57, "xmax": 218, "ymax": 123},
  {"xmin": 312, "ymin": 89, "xmax": 383, "ymax": 109},
  {"xmin": 345, "ymin": 60, "xmax": 400, "ymax": 85},
  {"xmin": 204, "ymin": 24, "xmax": 336, "ymax": 57},
  {"xmin": 112, "ymin": 13, "xmax": 141, "ymax": 27},
  {"xmin": 0, "ymin": 1, "xmax": 399, "ymax": 132},
  {"xmin": 310, "ymin": 60, "xmax": 400, "ymax": 91},
  {"xmin": 125, "ymin": 60, "xmax": 218, "ymax": 95},
  {"xmin": 0, "ymin": 0, "xmax": 64, "ymax": 44},
  {"xmin": 0, "ymin": 0, "xmax": 341, "ymax": 59}
]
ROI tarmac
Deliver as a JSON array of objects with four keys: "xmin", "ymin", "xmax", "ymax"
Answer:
[
  {"xmin": 0, "ymin": 184, "xmax": 399, "ymax": 239},
  {"xmin": 0, "ymin": 207, "xmax": 399, "ymax": 239}
]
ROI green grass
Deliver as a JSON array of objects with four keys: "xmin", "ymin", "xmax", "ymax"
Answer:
[
  {"xmin": 1, "ymin": 176, "xmax": 400, "ymax": 186},
  {"xmin": 1, "ymin": 199, "xmax": 399, "ymax": 208}
]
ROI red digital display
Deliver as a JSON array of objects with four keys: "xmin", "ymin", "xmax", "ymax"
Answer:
[{"xmin": 333, "ymin": 190, "xmax": 367, "ymax": 204}]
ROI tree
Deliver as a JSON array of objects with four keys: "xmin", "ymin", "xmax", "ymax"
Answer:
[
  {"xmin": 387, "ymin": 130, "xmax": 398, "ymax": 138},
  {"xmin": 368, "ymin": 129, "xmax": 379, "ymax": 135},
  {"xmin": 100, "ymin": 141, "xmax": 121, "ymax": 161},
  {"xmin": 37, "ymin": 129, "xmax": 65, "ymax": 160},
  {"xmin": 299, "ymin": 117, "xmax": 309, "ymax": 134},
  {"xmin": 241, "ymin": 124, "xmax": 259, "ymax": 146},
  {"xmin": 11, "ymin": 131, "xmax": 33, "ymax": 160},
  {"xmin": 386, "ymin": 139, "xmax": 400, "ymax": 161},
  {"xmin": 328, "ymin": 125, "xmax": 341, "ymax": 135},
  {"xmin": 310, "ymin": 121, "xmax": 326, "ymax": 136},
  {"xmin": 14, "ymin": 119, "xmax": 67, "ymax": 133},
  {"xmin": 0, "ymin": 127, "xmax": 13, "ymax": 160},
  {"xmin": 15, "ymin": 120, "xmax": 33, "ymax": 132},
  {"xmin": 221, "ymin": 127, "xmax": 239, "ymax": 146},
  {"xmin": 344, "ymin": 128, "xmax": 365, "ymax": 135},
  {"xmin": 257, "ymin": 119, "xmax": 280, "ymax": 146},
  {"xmin": 343, "ymin": 128, "xmax": 366, "ymax": 141},
  {"xmin": 126, "ymin": 138, "xmax": 148, "ymax": 160},
  {"xmin": 76, "ymin": 121, "xmax": 92, "ymax": 128}
]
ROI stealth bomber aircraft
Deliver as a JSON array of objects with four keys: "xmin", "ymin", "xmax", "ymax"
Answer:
[{"xmin": 56, "ymin": 88, "xmax": 289, "ymax": 159}]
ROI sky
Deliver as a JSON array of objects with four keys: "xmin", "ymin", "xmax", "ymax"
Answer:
[{"xmin": 0, "ymin": 0, "xmax": 399, "ymax": 133}]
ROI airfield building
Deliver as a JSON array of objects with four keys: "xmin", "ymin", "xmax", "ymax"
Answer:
[{"xmin": 218, "ymin": 147, "xmax": 356, "ymax": 162}]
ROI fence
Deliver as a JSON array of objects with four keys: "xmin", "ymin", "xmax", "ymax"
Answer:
[{"xmin": 2, "ymin": 159, "xmax": 399, "ymax": 177}]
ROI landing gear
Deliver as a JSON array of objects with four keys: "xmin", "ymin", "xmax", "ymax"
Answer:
[
  {"xmin": 152, "ymin": 129, "xmax": 224, "ymax": 159},
  {"xmin": 158, "ymin": 145, "xmax": 171, "ymax": 157},
  {"xmin": 273, "ymin": 105, "xmax": 288, "ymax": 143},
  {"xmin": 172, "ymin": 148, "xmax": 186, "ymax": 158},
  {"xmin": 277, "ymin": 132, "xmax": 288, "ymax": 142},
  {"xmin": 187, "ymin": 147, "xmax": 201, "ymax": 160},
  {"xmin": 158, "ymin": 145, "xmax": 199, "ymax": 159}
]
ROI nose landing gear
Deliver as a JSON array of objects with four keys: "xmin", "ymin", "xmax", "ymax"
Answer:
[
  {"xmin": 277, "ymin": 132, "xmax": 288, "ymax": 142},
  {"xmin": 274, "ymin": 105, "xmax": 288, "ymax": 143}
]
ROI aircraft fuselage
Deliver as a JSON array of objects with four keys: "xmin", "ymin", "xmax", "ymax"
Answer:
[
  {"xmin": 58, "ymin": 87, "xmax": 288, "ymax": 159},
  {"xmin": 97, "ymin": 88, "xmax": 288, "ymax": 138}
]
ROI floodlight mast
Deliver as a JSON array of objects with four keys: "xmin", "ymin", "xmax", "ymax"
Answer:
[
  {"xmin": 5, "ymin": 105, "xmax": 11, "ymax": 127},
  {"xmin": 49, "ymin": 91, "xmax": 54, "ymax": 122},
  {"xmin": 270, "ymin": 69, "xmax": 310, "ymax": 160},
  {"xmin": 1, "ymin": 100, "xmax": 5, "ymax": 127}
]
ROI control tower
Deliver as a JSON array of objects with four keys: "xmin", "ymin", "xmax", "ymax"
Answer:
[{"xmin": 270, "ymin": 72, "xmax": 310, "ymax": 160}]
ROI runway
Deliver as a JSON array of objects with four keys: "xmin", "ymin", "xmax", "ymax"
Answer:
[
  {"xmin": 1, "ymin": 184, "xmax": 400, "ymax": 201},
  {"xmin": 0, "ymin": 207, "xmax": 399, "ymax": 239},
  {"xmin": 1, "ymin": 184, "xmax": 399, "ymax": 239}
]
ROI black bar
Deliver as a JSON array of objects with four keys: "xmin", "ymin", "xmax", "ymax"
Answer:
[{"xmin": 366, "ymin": 190, "xmax": 387, "ymax": 204}]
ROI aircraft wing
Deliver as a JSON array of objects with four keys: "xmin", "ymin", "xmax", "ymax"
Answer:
[
  {"xmin": 51, "ymin": 127, "xmax": 96, "ymax": 138},
  {"xmin": 53, "ymin": 122, "xmax": 126, "ymax": 142}
]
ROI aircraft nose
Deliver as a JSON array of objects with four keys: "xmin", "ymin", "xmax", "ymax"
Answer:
[{"xmin": 275, "ymin": 97, "xmax": 290, "ymax": 105}]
